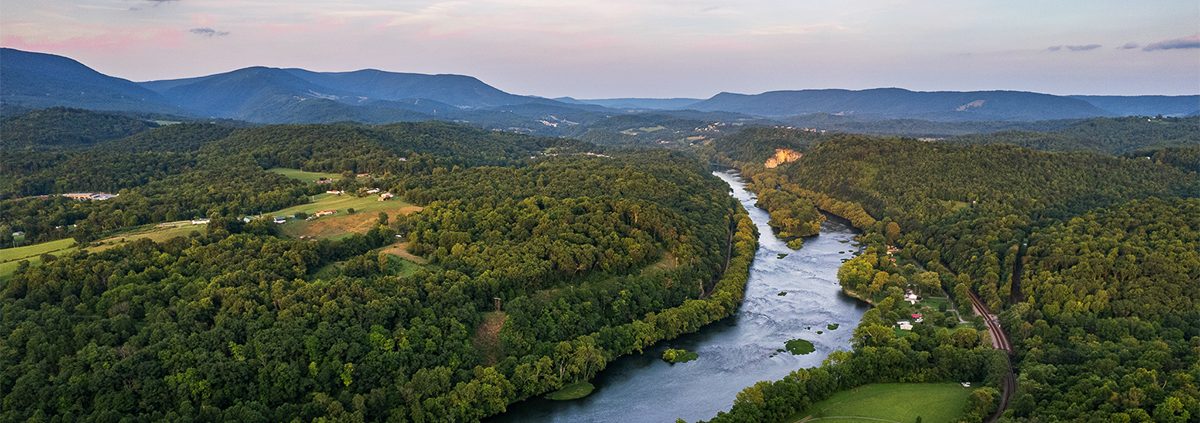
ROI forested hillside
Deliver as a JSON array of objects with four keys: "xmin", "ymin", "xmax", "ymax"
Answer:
[
  {"xmin": 1004, "ymin": 198, "xmax": 1199, "ymax": 419},
  {"xmin": 708, "ymin": 129, "xmax": 1199, "ymax": 421},
  {"xmin": 0, "ymin": 117, "xmax": 758, "ymax": 421},
  {"xmin": 951, "ymin": 116, "xmax": 1200, "ymax": 154}
]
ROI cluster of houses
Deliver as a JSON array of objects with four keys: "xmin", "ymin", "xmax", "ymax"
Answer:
[
  {"xmin": 62, "ymin": 192, "xmax": 118, "ymax": 201},
  {"xmin": 324, "ymin": 188, "xmax": 395, "ymax": 201},
  {"xmin": 904, "ymin": 289, "xmax": 920, "ymax": 305},
  {"xmin": 896, "ymin": 287, "xmax": 925, "ymax": 331},
  {"xmin": 897, "ymin": 314, "xmax": 923, "ymax": 331}
]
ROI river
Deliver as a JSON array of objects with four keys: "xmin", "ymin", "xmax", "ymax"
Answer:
[{"xmin": 490, "ymin": 170, "xmax": 868, "ymax": 423}]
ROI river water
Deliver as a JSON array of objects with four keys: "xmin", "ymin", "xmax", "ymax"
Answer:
[{"xmin": 491, "ymin": 171, "xmax": 868, "ymax": 423}]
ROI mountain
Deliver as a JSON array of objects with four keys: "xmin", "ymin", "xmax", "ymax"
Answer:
[
  {"xmin": 689, "ymin": 88, "xmax": 1113, "ymax": 121},
  {"xmin": 140, "ymin": 66, "xmax": 352, "ymax": 120},
  {"xmin": 556, "ymin": 97, "xmax": 702, "ymax": 110},
  {"xmin": 281, "ymin": 68, "xmax": 538, "ymax": 108},
  {"xmin": 137, "ymin": 65, "xmax": 575, "ymax": 122},
  {"xmin": 1, "ymin": 48, "xmax": 599, "ymax": 123},
  {"xmin": 1071, "ymin": 95, "xmax": 1200, "ymax": 117},
  {"xmin": 0, "ymin": 48, "xmax": 179, "ymax": 114}
]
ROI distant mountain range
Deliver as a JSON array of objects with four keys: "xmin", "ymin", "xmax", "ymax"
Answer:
[
  {"xmin": 2, "ymin": 48, "xmax": 1197, "ymax": 125},
  {"xmin": 555, "ymin": 97, "xmax": 703, "ymax": 110},
  {"xmin": 689, "ymin": 88, "xmax": 1199, "ymax": 121},
  {"xmin": 1068, "ymin": 95, "xmax": 1200, "ymax": 117}
]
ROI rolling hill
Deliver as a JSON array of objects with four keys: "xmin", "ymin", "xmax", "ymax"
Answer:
[
  {"xmin": 1070, "ymin": 95, "xmax": 1200, "ymax": 117},
  {"xmin": 280, "ymin": 68, "xmax": 538, "ymax": 108},
  {"xmin": 555, "ymin": 97, "xmax": 703, "ymax": 110},
  {"xmin": 2, "ymin": 48, "xmax": 595, "ymax": 124},
  {"xmin": 688, "ymin": 88, "xmax": 1112, "ymax": 121},
  {"xmin": 0, "ymin": 48, "xmax": 180, "ymax": 114}
]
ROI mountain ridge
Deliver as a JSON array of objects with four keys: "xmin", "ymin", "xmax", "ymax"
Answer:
[{"xmin": 3, "ymin": 48, "xmax": 1197, "ymax": 124}]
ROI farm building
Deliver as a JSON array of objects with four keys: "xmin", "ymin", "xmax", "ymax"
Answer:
[{"xmin": 63, "ymin": 192, "xmax": 118, "ymax": 201}]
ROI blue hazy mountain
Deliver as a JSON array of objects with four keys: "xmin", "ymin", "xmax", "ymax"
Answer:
[
  {"xmin": 0, "ymin": 48, "xmax": 180, "ymax": 114},
  {"xmin": 688, "ymin": 88, "xmax": 1117, "ymax": 121},
  {"xmin": 1070, "ymin": 95, "xmax": 1200, "ymax": 117},
  {"xmin": 555, "ymin": 97, "xmax": 703, "ymax": 110}
]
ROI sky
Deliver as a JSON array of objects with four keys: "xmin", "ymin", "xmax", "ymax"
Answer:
[{"xmin": 2, "ymin": 0, "xmax": 1198, "ymax": 98}]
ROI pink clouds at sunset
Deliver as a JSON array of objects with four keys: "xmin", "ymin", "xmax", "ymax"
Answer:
[{"xmin": 1, "ymin": 0, "xmax": 1197, "ymax": 96}]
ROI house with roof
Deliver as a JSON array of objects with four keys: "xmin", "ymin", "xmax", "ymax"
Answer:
[{"xmin": 904, "ymin": 290, "xmax": 919, "ymax": 304}]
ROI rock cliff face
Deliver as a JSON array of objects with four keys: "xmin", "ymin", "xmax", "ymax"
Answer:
[{"xmin": 764, "ymin": 148, "xmax": 802, "ymax": 168}]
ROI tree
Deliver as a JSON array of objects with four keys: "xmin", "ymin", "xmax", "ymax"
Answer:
[{"xmin": 885, "ymin": 221, "xmax": 901, "ymax": 244}]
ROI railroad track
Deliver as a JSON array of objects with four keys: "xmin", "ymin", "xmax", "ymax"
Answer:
[{"xmin": 966, "ymin": 290, "xmax": 1015, "ymax": 423}]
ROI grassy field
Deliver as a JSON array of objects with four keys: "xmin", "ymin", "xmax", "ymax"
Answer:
[
  {"xmin": 2, "ymin": 193, "xmax": 423, "ymax": 276},
  {"xmin": 473, "ymin": 311, "xmax": 508, "ymax": 365},
  {"xmin": 275, "ymin": 193, "xmax": 421, "ymax": 240},
  {"xmin": 2, "ymin": 190, "xmax": 422, "ymax": 277},
  {"xmin": 268, "ymin": 167, "xmax": 342, "ymax": 182},
  {"xmin": 793, "ymin": 383, "xmax": 971, "ymax": 423},
  {"xmin": 89, "ymin": 223, "xmax": 203, "ymax": 252},
  {"xmin": 380, "ymin": 242, "xmax": 429, "ymax": 265},
  {"xmin": 0, "ymin": 238, "xmax": 77, "ymax": 278},
  {"xmin": 546, "ymin": 382, "xmax": 595, "ymax": 401}
]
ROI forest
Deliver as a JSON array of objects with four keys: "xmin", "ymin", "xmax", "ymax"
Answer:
[
  {"xmin": 709, "ymin": 128, "xmax": 1199, "ymax": 421},
  {"xmin": 3, "ymin": 105, "xmax": 1199, "ymax": 422},
  {"xmin": 0, "ymin": 110, "xmax": 759, "ymax": 422},
  {"xmin": 950, "ymin": 116, "xmax": 1199, "ymax": 155}
]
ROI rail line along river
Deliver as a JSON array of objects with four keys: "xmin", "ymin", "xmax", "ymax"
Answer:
[{"xmin": 491, "ymin": 170, "xmax": 869, "ymax": 423}]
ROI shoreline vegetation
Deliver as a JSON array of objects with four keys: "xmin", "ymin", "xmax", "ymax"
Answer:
[
  {"xmin": 784, "ymin": 338, "xmax": 816, "ymax": 355},
  {"xmin": 661, "ymin": 348, "xmax": 699, "ymax": 364},
  {"xmin": 545, "ymin": 382, "xmax": 595, "ymax": 401}
]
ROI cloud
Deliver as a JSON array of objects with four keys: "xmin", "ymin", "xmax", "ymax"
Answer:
[
  {"xmin": 1143, "ymin": 34, "xmax": 1200, "ymax": 51},
  {"xmin": 1047, "ymin": 44, "xmax": 1101, "ymax": 52},
  {"xmin": 189, "ymin": 27, "xmax": 229, "ymax": 37},
  {"xmin": 1117, "ymin": 42, "xmax": 1139, "ymax": 50},
  {"xmin": 128, "ymin": 0, "xmax": 177, "ymax": 11}
]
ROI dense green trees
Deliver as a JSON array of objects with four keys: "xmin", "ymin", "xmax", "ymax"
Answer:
[
  {"xmin": 0, "ymin": 118, "xmax": 758, "ymax": 422},
  {"xmin": 1002, "ymin": 198, "xmax": 1200, "ymax": 420},
  {"xmin": 951, "ymin": 116, "xmax": 1199, "ymax": 155}
]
